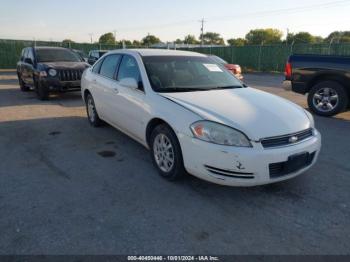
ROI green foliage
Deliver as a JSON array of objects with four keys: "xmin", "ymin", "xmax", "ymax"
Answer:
[
  {"xmin": 119, "ymin": 40, "xmax": 132, "ymax": 46},
  {"xmin": 99, "ymin": 33, "xmax": 115, "ymax": 45},
  {"xmin": 132, "ymin": 40, "xmax": 142, "ymax": 46},
  {"xmin": 325, "ymin": 31, "xmax": 350, "ymax": 43},
  {"xmin": 287, "ymin": 32, "xmax": 323, "ymax": 44},
  {"xmin": 227, "ymin": 38, "xmax": 247, "ymax": 46},
  {"xmin": 201, "ymin": 32, "xmax": 225, "ymax": 45},
  {"xmin": 184, "ymin": 35, "xmax": 199, "ymax": 45},
  {"xmin": 62, "ymin": 39, "xmax": 74, "ymax": 44},
  {"xmin": 245, "ymin": 28, "xmax": 283, "ymax": 45},
  {"xmin": 142, "ymin": 34, "xmax": 161, "ymax": 46}
]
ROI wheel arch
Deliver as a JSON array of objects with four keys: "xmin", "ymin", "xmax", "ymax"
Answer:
[
  {"xmin": 83, "ymin": 89, "xmax": 91, "ymax": 102},
  {"xmin": 145, "ymin": 118, "xmax": 177, "ymax": 148},
  {"xmin": 308, "ymin": 73, "xmax": 349, "ymax": 96}
]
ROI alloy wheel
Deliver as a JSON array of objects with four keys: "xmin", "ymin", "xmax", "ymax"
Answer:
[
  {"xmin": 312, "ymin": 87, "xmax": 339, "ymax": 113},
  {"xmin": 153, "ymin": 133, "xmax": 175, "ymax": 173}
]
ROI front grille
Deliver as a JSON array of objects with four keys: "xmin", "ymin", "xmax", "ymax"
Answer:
[
  {"xmin": 261, "ymin": 129, "xmax": 314, "ymax": 149},
  {"xmin": 58, "ymin": 69, "xmax": 83, "ymax": 81},
  {"xmin": 205, "ymin": 165, "xmax": 254, "ymax": 179},
  {"xmin": 269, "ymin": 152, "xmax": 316, "ymax": 178}
]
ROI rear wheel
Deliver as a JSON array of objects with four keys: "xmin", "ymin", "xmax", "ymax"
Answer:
[
  {"xmin": 150, "ymin": 124, "xmax": 185, "ymax": 181},
  {"xmin": 85, "ymin": 93, "xmax": 102, "ymax": 127},
  {"xmin": 18, "ymin": 73, "xmax": 30, "ymax": 92},
  {"xmin": 308, "ymin": 81, "xmax": 348, "ymax": 117}
]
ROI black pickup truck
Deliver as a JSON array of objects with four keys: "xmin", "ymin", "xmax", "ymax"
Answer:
[
  {"xmin": 285, "ymin": 54, "xmax": 350, "ymax": 116},
  {"xmin": 17, "ymin": 47, "xmax": 89, "ymax": 100}
]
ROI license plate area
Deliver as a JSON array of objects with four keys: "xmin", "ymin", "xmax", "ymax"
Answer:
[
  {"xmin": 285, "ymin": 152, "xmax": 310, "ymax": 174},
  {"xmin": 269, "ymin": 152, "xmax": 315, "ymax": 179}
]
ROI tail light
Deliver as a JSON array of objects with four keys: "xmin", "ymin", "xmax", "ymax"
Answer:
[{"xmin": 285, "ymin": 62, "xmax": 292, "ymax": 80}]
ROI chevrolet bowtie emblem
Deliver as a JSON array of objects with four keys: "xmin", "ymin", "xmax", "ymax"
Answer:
[{"xmin": 289, "ymin": 136, "xmax": 299, "ymax": 143}]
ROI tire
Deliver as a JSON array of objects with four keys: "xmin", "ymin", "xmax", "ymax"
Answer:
[
  {"xmin": 308, "ymin": 81, "xmax": 348, "ymax": 117},
  {"xmin": 34, "ymin": 79, "xmax": 49, "ymax": 100},
  {"xmin": 150, "ymin": 124, "xmax": 186, "ymax": 181},
  {"xmin": 85, "ymin": 93, "xmax": 102, "ymax": 127},
  {"xmin": 18, "ymin": 73, "xmax": 30, "ymax": 92}
]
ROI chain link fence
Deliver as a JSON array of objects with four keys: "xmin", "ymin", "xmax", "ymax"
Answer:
[{"xmin": 1, "ymin": 39, "xmax": 350, "ymax": 71}]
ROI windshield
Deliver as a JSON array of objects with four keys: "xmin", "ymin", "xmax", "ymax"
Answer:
[
  {"xmin": 36, "ymin": 49, "xmax": 82, "ymax": 63},
  {"xmin": 142, "ymin": 56, "xmax": 243, "ymax": 93},
  {"xmin": 210, "ymin": 55, "xmax": 228, "ymax": 65}
]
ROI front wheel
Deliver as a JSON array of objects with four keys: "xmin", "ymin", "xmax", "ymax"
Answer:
[
  {"xmin": 308, "ymin": 81, "xmax": 348, "ymax": 117},
  {"xmin": 34, "ymin": 79, "xmax": 49, "ymax": 100},
  {"xmin": 150, "ymin": 124, "xmax": 186, "ymax": 181}
]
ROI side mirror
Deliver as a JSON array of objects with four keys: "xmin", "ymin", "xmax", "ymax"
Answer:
[
  {"xmin": 24, "ymin": 58, "xmax": 33, "ymax": 64},
  {"xmin": 119, "ymin": 78, "xmax": 139, "ymax": 89}
]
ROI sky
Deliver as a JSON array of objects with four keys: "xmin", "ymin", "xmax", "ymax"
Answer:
[{"xmin": 0, "ymin": 0, "xmax": 349, "ymax": 43}]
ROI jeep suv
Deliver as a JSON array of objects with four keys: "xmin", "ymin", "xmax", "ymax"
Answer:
[{"xmin": 17, "ymin": 46, "xmax": 90, "ymax": 100}]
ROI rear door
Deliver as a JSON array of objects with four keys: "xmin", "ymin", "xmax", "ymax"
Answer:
[
  {"xmin": 26, "ymin": 48, "xmax": 35, "ymax": 86},
  {"xmin": 21, "ymin": 48, "xmax": 29, "ymax": 83}
]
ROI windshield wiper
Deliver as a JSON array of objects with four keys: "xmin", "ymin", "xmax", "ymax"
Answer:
[
  {"xmin": 157, "ymin": 87, "xmax": 207, "ymax": 93},
  {"xmin": 208, "ymin": 85, "xmax": 242, "ymax": 90}
]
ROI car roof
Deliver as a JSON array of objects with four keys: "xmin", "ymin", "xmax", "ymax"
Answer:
[
  {"xmin": 107, "ymin": 48, "xmax": 207, "ymax": 57},
  {"xmin": 34, "ymin": 46, "xmax": 70, "ymax": 51}
]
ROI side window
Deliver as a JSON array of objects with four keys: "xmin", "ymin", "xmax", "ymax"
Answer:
[
  {"xmin": 28, "ymin": 48, "xmax": 34, "ymax": 62},
  {"xmin": 118, "ymin": 55, "xmax": 142, "ymax": 89},
  {"xmin": 23, "ymin": 48, "xmax": 28, "ymax": 61},
  {"xmin": 99, "ymin": 54, "xmax": 121, "ymax": 79},
  {"xmin": 20, "ymin": 49, "xmax": 26, "ymax": 61},
  {"xmin": 92, "ymin": 58, "xmax": 104, "ymax": 74}
]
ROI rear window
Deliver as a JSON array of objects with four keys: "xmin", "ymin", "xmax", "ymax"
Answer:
[{"xmin": 36, "ymin": 49, "xmax": 81, "ymax": 63}]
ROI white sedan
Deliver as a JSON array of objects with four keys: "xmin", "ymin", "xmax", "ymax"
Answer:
[{"xmin": 81, "ymin": 49, "xmax": 321, "ymax": 187}]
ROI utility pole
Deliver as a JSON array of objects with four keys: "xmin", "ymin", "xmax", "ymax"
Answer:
[
  {"xmin": 286, "ymin": 28, "xmax": 290, "ymax": 45},
  {"xmin": 199, "ymin": 18, "xmax": 205, "ymax": 47},
  {"xmin": 113, "ymin": 30, "xmax": 117, "ymax": 46},
  {"xmin": 89, "ymin": 33, "xmax": 93, "ymax": 44}
]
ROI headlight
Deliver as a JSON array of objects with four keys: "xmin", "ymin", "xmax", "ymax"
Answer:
[
  {"xmin": 48, "ymin": 69, "xmax": 57, "ymax": 77},
  {"xmin": 190, "ymin": 121, "xmax": 252, "ymax": 147},
  {"xmin": 304, "ymin": 110, "xmax": 315, "ymax": 128}
]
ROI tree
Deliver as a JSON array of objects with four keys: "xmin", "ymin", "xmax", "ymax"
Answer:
[
  {"xmin": 202, "ymin": 32, "xmax": 225, "ymax": 45},
  {"xmin": 99, "ymin": 32, "xmax": 115, "ymax": 45},
  {"xmin": 132, "ymin": 40, "xmax": 142, "ymax": 46},
  {"xmin": 174, "ymin": 39, "xmax": 183, "ymax": 44},
  {"xmin": 286, "ymin": 32, "xmax": 323, "ymax": 44},
  {"xmin": 227, "ymin": 38, "xmax": 246, "ymax": 46},
  {"xmin": 184, "ymin": 35, "xmax": 199, "ymax": 45},
  {"xmin": 325, "ymin": 31, "xmax": 350, "ymax": 43},
  {"xmin": 62, "ymin": 39, "xmax": 75, "ymax": 44},
  {"xmin": 245, "ymin": 28, "xmax": 283, "ymax": 45},
  {"xmin": 119, "ymin": 40, "xmax": 132, "ymax": 46},
  {"xmin": 142, "ymin": 34, "xmax": 161, "ymax": 46}
]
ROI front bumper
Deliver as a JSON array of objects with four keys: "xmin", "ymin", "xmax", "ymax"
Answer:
[
  {"xmin": 40, "ymin": 78, "xmax": 81, "ymax": 92},
  {"xmin": 179, "ymin": 130, "xmax": 321, "ymax": 187}
]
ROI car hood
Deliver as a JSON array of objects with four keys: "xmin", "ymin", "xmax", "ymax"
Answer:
[
  {"xmin": 160, "ymin": 87, "xmax": 311, "ymax": 141},
  {"xmin": 39, "ymin": 62, "xmax": 89, "ymax": 70}
]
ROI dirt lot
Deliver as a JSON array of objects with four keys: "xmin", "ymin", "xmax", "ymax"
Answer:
[{"xmin": 0, "ymin": 72, "xmax": 349, "ymax": 255}]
